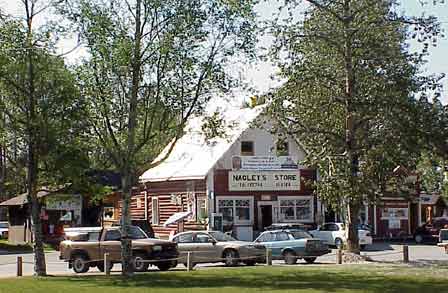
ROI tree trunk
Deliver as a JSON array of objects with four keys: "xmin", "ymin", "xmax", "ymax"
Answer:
[
  {"xmin": 346, "ymin": 202, "xmax": 360, "ymax": 253},
  {"xmin": 120, "ymin": 0, "xmax": 142, "ymax": 276},
  {"xmin": 24, "ymin": 0, "xmax": 46, "ymax": 275},
  {"xmin": 342, "ymin": 0, "xmax": 360, "ymax": 253},
  {"xmin": 120, "ymin": 171, "xmax": 134, "ymax": 276}
]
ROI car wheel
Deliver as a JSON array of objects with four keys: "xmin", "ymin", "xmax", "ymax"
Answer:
[
  {"xmin": 132, "ymin": 253, "xmax": 149, "ymax": 272},
  {"xmin": 97, "ymin": 261, "xmax": 114, "ymax": 272},
  {"xmin": 72, "ymin": 254, "xmax": 90, "ymax": 273},
  {"xmin": 183, "ymin": 262, "xmax": 197, "ymax": 269},
  {"xmin": 415, "ymin": 234, "xmax": 424, "ymax": 244},
  {"xmin": 223, "ymin": 249, "xmax": 239, "ymax": 267},
  {"xmin": 334, "ymin": 238, "xmax": 343, "ymax": 249},
  {"xmin": 304, "ymin": 257, "xmax": 316, "ymax": 264},
  {"xmin": 156, "ymin": 262, "xmax": 173, "ymax": 271},
  {"xmin": 243, "ymin": 260, "xmax": 256, "ymax": 266},
  {"xmin": 283, "ymin": 250, "xmax": 297, "ymax": 265}
]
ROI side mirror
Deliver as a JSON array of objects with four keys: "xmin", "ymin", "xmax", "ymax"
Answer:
[{"xmin": 208, "ymin": 238, "xmax": 217, "ymax": 245}]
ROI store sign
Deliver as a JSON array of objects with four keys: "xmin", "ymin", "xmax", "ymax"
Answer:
[
  {"xmin": 381, "ymin": 207, "xmax": 408, "ymax": 220},
  {"xmin": 229, "ymin": 171, "xmax": 301, "ymax": 191},
  {"xmin": 45, "ymin": 194, "xmax": 82, "ymax": 211},
  {"xmin": 232, "ymin": 156, "xmax": 298, "ymax": 170}
]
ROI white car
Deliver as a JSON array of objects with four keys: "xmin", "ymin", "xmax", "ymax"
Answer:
[
  {"xmin": 0, "ymin": 222, "xmax": 8, "ymax": 239},
  {"xmin": 309, "ymin": 222, "xmax": 372, "ymax": 249}
]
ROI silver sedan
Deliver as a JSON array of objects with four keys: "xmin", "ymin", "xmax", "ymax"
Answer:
[{"xmin": 171, "ymin": 230, "xmax": 265, "ymax": 267}]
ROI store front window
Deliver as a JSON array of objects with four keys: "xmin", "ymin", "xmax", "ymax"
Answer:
[
  {"xmin": 217, "ymin": 197, "xmax": 253, "ymax": 225},
  {"xmin": 278, "ymin": 196, "xmax": 313, "ymax": 222}
]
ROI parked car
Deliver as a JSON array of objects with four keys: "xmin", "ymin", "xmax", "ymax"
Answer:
[
  {"xmin": 414, "ymin": 217, "xmax": 448, "ymax": 244},
  {"xmin": 0, "ymin": 222, "xmax": 8, "ymax": 239},
  {"xmin": 60, "ymin": 225, "xmax": 178, "ymax": 273},
  {"xmin": 254, "ymin": 229, "xmax": 330, "ymax": 264},
  {"xmin": 309, "ymin": 222, "xmax": 372, "ymax": 249},
  {"xmin": 112, "ymin": 219, "xmax": 154, "ymax": 238},
  {"xmin": 170, "ymin": 230, "xmax": 265, "ymax": 267},
  {"xmin": 265, "ymin": 223, "xmax": 313, "ymax": 231}
]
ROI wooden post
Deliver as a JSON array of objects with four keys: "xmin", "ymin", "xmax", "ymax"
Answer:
[
  {"xmin": 403, "ymin": 245, "xmax": 409, "ymax": 263},
  {"xmin": 187, "ymin": 252, "xmax": 194, "ymax": 271},
  {"xmin": 266, "ymin": 248, "xmax": 272, "ymax": 266},
  {"xmin": 104, "ymin": 253, "xmax": 110, "ymax": 276},
  {"xmin": 336, "ymin": 249, "xmax": 342, "ymax": 264},
  {"xmin": 17, "ymin": 256, "xmax": 22, "ymax": 277}
]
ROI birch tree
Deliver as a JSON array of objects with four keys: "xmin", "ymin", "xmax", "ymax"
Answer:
[{"xmin": 59, "ymin": 0, "xmax": 256, "ymax": 275}]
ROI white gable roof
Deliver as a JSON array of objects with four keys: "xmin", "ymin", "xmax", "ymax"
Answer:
[{"xmin": 139, "ymin": 105, "xmax": 266, "ymax": 182}]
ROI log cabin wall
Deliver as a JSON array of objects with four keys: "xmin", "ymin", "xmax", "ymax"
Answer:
[{"xmin": 141, "ymin": 179, "xmax": 207, "ymax": 239}]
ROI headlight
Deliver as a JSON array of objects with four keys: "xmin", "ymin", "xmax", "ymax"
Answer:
[{"xmin": 153, "ymin": 245, "xmax": 162, "ymax": 251}]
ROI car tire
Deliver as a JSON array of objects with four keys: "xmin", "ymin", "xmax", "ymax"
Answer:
[
  {"xmin": 156, "ymin": 262, "xmax": 173, "ymax": 271},
  {"xmin": 72, "ymin": 254, "xmax": 90, "ymax": 273},
  {"xmin": 132, "ymin": 253, "xmax": 149, "ymax": 272},
  {"xmin": 97, "ymin": 262, "xmax": 114, "ymax": 273},
  {"xmin": 243, "ymin": 260, "xmax": 256, "ymax": 266},
  {"xmin": 223, "ymin": 249, "xmax": 239, "ymax": 267},
  {"xmin": 183, "ymin": 262, "xmax": 197, "ymax": 269},
  {"xmin": 283, "ymin": 250, "xmax": 297, "ymax": 265},
  {"xmin": 334, "ymin": 238, "xmax": 343, "ymax": 249},
  {"xmin": 415, "ymin": 234, "xmax": 424, "ymax": 244},
  {"xmin": 304, "ymin": 257, "xmax": 316, "ymax": 264}
]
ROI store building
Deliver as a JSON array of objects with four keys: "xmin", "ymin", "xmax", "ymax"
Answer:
[
  {"xmin": 0, "ymin": 188, "xmax": 82, "ymax": 244},
  {"xmin": 135, "ymin": 106, "xmax": 319, "ymax": 240}
]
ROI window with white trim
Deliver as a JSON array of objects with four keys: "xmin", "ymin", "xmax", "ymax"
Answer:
[
  {"xmin": 278, "ymin": 196, "xmax": 313, "ymax": 222},
  {"xmin": 217, "ymin": 197, "xmax": 253, "ymax": 225},
  {"xmin": 197, "ymin": 197, "xmax": 207, "ymax": 221},
  {"xmin": 152, "ymin": 197, "xmax": 159, "ymax": 225}
]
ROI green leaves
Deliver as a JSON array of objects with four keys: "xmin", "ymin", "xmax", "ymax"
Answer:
[{"xmin": 270, "ymin": 1, "xmax": 442, "ymax": 209}]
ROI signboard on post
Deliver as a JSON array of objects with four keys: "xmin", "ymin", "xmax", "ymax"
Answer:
[
  {"xmin": 232, "ymin": 156, "xmax": 298, "ymax": 170},
  {"xmin": 229, "ymin": 170, "xmax": 301, "ymax": 191},
  {"xmin": 211, "ymin": 213, "xmax": 223, "ymax": 232}
]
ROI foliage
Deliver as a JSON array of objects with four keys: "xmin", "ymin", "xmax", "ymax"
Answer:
[
  {"xmin": 58, "ymin": 0, "xmax": 257, "ymax": 275},
  {"xmin": 268, "ymin": 0, "xmax": 443, "ymax": 251}
]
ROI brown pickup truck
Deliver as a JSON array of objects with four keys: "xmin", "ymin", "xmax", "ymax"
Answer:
[{"xmin": 59, "ymin": 226, "xmax": 178, "ymax": 273}]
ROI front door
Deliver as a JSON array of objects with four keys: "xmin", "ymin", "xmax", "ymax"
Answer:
[{"xmin": 261, "ymin": 205, "xmax": 273, "ymax": 229}]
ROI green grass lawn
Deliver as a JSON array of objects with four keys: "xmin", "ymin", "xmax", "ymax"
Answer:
[{"xmin": 0, "ymin": 264, "xmax": 447, "ymax": 293}]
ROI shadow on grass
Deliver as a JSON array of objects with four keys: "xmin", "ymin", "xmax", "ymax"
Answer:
[{"xmin": 41, "ymin": 266, "xmax": 448, "ymax": 293}]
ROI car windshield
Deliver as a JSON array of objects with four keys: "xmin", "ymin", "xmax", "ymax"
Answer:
[
  {"xmin": 290, "ymin": 231, "xmax": 313, "ymax": 239},
  {"xmin": 129, "ymin": 226, "xmax": 148, "ymax": 239},
  {"xmin": 209, "ymin": 231, "xmax": 237, "ymax": 242}
]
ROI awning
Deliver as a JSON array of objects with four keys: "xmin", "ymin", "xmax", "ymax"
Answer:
[{"xmin": 163, "ymin": 211, "xmax": 192, "ymax": 227}]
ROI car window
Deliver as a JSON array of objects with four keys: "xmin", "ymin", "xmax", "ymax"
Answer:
[
  {"xmin": 291, "ymin": 231, "xmax": 313, "ymax": 239},
  {"xmin": 257, "ymin": 232, "xmax": 274, "ymax": 242},
  {"xmin": 0, "ymin": 223, "xmax": 8, "ymax": 228},
  {"xmin": 174, "ymin": 233, "xmax": 194, "ymax": 243},
  {"xmin": 328, "ymin": 224, "xmax": 339, "ymax": 231},
  {"xmin": 195, "ymin": 233, "xmax": 213, "ymax": 243},
  {"xmin": 105, "ymin": 229, "xmax": 121, "ymax": 241},
  {"xmin": 128, "ymin": 226, "xmax": 148, "ymax": 239},
  {"xmin": 88, "ymin": 232, "xmax": 100, "ymax": 242},
  {"xmin": 209, "ymin": 231, "xmax": 237, "ymax": 242},
  {"xmin": 274, "ymin": 232, "xmax": 290, "ymax": 241}
]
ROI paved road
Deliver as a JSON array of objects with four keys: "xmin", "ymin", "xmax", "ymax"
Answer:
[{"xmin": 1, "ymin": 242, "xmax": 447, "ymax": 278}]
